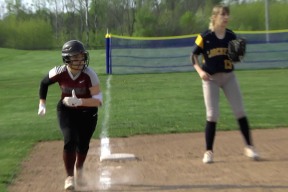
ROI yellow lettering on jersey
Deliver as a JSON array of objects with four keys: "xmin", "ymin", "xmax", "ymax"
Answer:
[
  {"xmin": 224, "ymin": 59, "xmax": 233, "ymax": 69},
  {"xmin": 207, "ymin": 48, "xmax": 228, "ymax": 58},
  {"xmin": 195, "ymin": 35, "xmax": 203, "ymax": 49}
]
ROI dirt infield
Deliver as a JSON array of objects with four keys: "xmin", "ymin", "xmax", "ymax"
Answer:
[{"xmin": 8, "ymin": 128, "xmax": 288, "ymax": 192}]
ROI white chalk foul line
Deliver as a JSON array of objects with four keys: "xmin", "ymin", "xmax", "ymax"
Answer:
[
  {"xmin": 98, "ymin": 75, "xmax": 137, "ymax": 190},
  {"xmin": 101, "ymin": 75, "xmax": 112, "ymax": 139},
  {"xmin": 100, "ymin": 75, "xmax": 112, "ymax": 158},
  {"xmin": 99, "ymin": 75, "xmax": 113, "ymax": 189}
]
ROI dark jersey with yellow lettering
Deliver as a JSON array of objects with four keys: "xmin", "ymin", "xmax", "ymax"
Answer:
[{"xmin": 192, "ymin": 29, "xmax": 236, "ymax": 75}]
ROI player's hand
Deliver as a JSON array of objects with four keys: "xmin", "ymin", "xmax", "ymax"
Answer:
[
  {"xmin": 63, "ymin": 89, "xmax": 83, "ymax": 107},
  {"xmin": 199, "ymin": 71, "xmax": 212, "ymax": 81},
  {"xmin": 38, "ymin": 103, "xmax": 46, "ymax": 116}
]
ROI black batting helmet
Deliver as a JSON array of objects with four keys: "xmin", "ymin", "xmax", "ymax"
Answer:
[{"xmin": 61, "ymin": 40, "xmax": 89, "ymax": 68}]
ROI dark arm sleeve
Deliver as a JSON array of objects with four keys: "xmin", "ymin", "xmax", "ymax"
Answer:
[
  {"xmin": 39, "ymin": 74, "xmax": 54, "ymax": 100},
  {"xmin": 192, "ymin": 45, "xmax": 202, "ymax": 55}
]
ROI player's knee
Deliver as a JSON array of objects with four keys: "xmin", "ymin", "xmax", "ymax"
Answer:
[
  {"xmin": 207, "ymin": 117, "xmax": 218, "ymax": 122},
  {"xmin": 77, "ymin": 145, "xmax": 89, "ymax": 154},
  {"xmin": 234, "ymin": 110, "xmax": 246, "ymax": 119},
  {"xmin": 64, "ymin": 141, "xmax": 77, "ymax": 152},
  {"xmin": 206, "ymin": 111, "xmax": 219, "ymax": 122}
]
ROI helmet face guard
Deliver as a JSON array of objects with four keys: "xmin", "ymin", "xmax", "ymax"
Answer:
[{"xmin": 62, "ymin": 40, "xmax": 89, "ymax": 70}]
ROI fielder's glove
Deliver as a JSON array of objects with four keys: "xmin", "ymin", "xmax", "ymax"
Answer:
[
  {"xmin": 38, "ymin": 103, "xmax": 46, "ymax": 116},
  {"xmin": 227, "ymin": 38, "xmax": 246, "ymax": 62},
  {"xmin": 63, "ymin": 89, "xmax": 83, "ymax": 107}
]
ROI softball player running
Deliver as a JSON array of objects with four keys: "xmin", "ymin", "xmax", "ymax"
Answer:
[
  {"xmin": 191, "ymin": 5, "xmax": 259, "ymax": 164},
  {"xmin": 38, "ymin": 40, "xmax": 102, "ymax": 190}
]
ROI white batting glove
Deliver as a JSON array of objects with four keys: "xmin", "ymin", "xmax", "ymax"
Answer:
[
  {"xmin": 63, "ymin": 89, "xmax": 83, "ymax": 107},
  {"xmin": 38, "ymin": 103, "xmax": 46, "ymax": 116}
]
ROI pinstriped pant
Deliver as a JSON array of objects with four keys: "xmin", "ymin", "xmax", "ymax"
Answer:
[{"xmin": 202, "ymin": 72, "xmax": 246, "ymax": 122}]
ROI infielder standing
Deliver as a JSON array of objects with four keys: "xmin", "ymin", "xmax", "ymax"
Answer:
[
  {"xmin": 38, "ymin": 40, "xmax": 102, "ymax": 190},
  {"xmin": 191, "ymin": 5, "xmax": 259, "ymax": 164}
]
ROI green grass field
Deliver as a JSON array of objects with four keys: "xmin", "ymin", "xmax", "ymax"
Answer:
[{"xmin": 0, "ymin": 48, "xmax": 288, "ymax": 192}]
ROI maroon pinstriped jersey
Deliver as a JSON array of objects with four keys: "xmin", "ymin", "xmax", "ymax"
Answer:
[{"xmin": 48, "ymin": 65, "xmax": 100, "ymax": 100}]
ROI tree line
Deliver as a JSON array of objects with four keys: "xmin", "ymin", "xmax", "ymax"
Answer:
[{"xmin": 0, "ymin": 0, "xmax": 288, "ymax": 50}]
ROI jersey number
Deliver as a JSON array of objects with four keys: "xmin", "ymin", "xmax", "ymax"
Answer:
[{"xmin": 224, "ymin": 60, "xmax": 233, "ymax": 69}]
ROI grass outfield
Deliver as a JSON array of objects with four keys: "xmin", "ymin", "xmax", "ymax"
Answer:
[{"xmin": 1, "ymin": 48, "xmax": 288, "ymax": 191}]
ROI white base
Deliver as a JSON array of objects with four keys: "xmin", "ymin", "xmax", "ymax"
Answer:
[{"xmin": 100, "ymin": 153, "xmax": 137, "ymax": 162}]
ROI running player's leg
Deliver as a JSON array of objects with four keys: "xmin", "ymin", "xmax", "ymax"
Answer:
[
  {"xmin": 57, "ymin": 109, "xmax": 77, "ymax": 177},
  {"xmin": 75, "ymin": 109, "xmax": 98, "ymax": 170}
]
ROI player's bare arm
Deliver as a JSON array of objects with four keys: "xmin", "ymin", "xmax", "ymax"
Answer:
[
  {"xmin": 39, "ymin": 99, "xmax": 46, "ymax": 105},
  {"xmin": 80, "ymin": 85, "xmax": 102, "ymax": 107}
]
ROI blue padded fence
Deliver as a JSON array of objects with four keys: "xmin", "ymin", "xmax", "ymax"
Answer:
[{"xmin": 106, "ymin": 30, "xmax": 288, "ymax": 74}]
